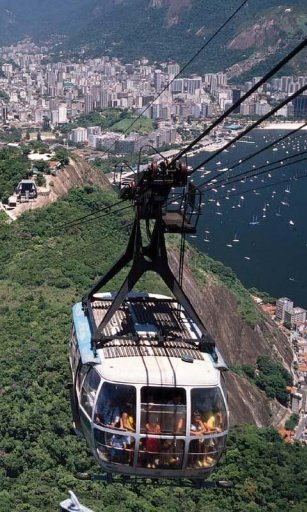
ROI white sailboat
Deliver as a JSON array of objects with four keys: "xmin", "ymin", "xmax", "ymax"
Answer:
[
  {"xmin": 233, "ymin": 234, "xmax": 240, "ymax": 242},
  {"xmin": 249, "ymin": 215, "xmax": 259, "ymax": 225}
]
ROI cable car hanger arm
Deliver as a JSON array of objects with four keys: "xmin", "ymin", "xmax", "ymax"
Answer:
[{"xmin": 82, "ymin": 215, "xmax": 216, "ymax": 358}]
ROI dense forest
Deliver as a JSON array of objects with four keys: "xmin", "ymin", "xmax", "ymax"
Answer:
[{"xmin": 0, "ymin": 185, "xmax": 306, "ymax": 511}]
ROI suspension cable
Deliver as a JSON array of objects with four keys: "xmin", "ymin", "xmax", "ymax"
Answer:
[
  {"xmin": 216, "ymin": 170, "xmax": 307, "ymax": 201},
  {"xmin": 55, "ymin": 203, "xmax": 133, "ymax": 232},
  {"xmin": 204, "ymin": 150, "xmax": 307, "ymax": 192}
]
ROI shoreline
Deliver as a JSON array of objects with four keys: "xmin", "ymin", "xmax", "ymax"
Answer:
[{"xmin": 260, "ymin": 122, "xmax": 307, "ymax": 130}]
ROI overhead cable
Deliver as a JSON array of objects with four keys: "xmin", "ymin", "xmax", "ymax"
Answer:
[
  {"xmin": 206, "ymin": 152, "xmax": 307, "ymax": 193},
  {"xmin": 216, "ymin": 170, "xmax": 307, "ymax": 201},
  {"xmin": 204, "ymin": 150, "xmax": 307, "ymax": 192},
  {"xmin": 55, "ymin": 202, "xmax": 132, "ymax": 231}
]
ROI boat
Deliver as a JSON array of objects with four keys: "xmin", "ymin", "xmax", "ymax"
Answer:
[{"xmin": 249, "ymin": 215, "xmax": 259, "ymax": 226}]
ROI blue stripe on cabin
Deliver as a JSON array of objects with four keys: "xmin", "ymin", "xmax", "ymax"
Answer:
[{"xmin": 72, "ymin": 303, "xmax": 101, "ymax": 364}]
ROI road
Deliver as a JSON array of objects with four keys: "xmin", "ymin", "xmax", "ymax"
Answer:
[{"xmin": 293, "ymin": 414, "xmax": 307, "ymax": 441}]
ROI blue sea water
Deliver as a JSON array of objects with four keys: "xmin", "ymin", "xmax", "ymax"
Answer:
[{"xmin": 186, "ymin": 129, "xmax": 307, "ymax": 309}]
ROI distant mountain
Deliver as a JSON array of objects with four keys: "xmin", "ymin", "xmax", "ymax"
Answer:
[{"xmin": 0, "ymin": 0, "xmax": 306, "ymax": 77}]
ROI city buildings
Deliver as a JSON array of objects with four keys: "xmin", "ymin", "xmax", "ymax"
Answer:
[
  {"xmin": 0, "ymin": 40, "xmax": 306, "ymax": 154},
  {"xmin": 276, "ymin": 297, "xmax": 294, "ymax": 321}
]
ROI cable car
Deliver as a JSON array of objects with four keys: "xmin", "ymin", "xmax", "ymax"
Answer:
[{"xmin": 69, "ymin": 160, "xmax": 229, "ymax": 479}]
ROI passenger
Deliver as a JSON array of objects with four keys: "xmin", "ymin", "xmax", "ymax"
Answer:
[
  {"xmin": 201, "ymin": 439, "xmax": 218, "ymax": 468},
  {"xmin": 145, "ymin": 414, "xmax": 161, "ymax": 468},
  {"xmin": 95, "ymin": 398, "xmax": 120, "ymax": 428},
  {"xmin": 109, "ymin": 434, "xmax": 127, "ymax": 463},
  {"xmin": 190, "ymin": 411, "xmax": 208, "ymax": 435},
  {"xmin": 168, "ymin": 393, "xmax": 185, "ymax": 434},
  {"xmin": 190, "ymin": 411, "xmax": 208, "ymax": 468},
  {"xmin": 161, "ymin": 439, "xmax": 179, "ymax": 467},
  {"xmin": 120, "ymin": 403, "xmax": 135, "ymax": 432},
  {"xmin": 203, "ymin": 411, "xmax": 222, "ymax": 433}
]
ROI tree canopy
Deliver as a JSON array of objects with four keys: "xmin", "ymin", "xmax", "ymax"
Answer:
[{"xmin": 0, "ymin": 147, "xmax": 31, "ymax": 202}]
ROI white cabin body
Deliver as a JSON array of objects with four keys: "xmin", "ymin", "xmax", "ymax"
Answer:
[{"xmin": 70, "ymin": 293, "xmax": 229, "ymax": 479}]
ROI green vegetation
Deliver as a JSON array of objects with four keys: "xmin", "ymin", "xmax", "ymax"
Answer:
[
  {"xmin": 240, "ymin": 356, "xmax": 292, "ymax": 406},
  {"xmin": 0, "ymin": 128, "xmax": 22, "ymax": 143},
  {"xmin": 285, "ymin": 414, "xmax": 300, "ymax": 431},
  {"xmin": 0, "ymin": 186, "xmax": 306, "ymax": 511},
  {"xmin": 1, "ymin": 1, "xmax": 307, "ymax": 78},
  {"xmin": 0, "ymin": 147, "xmax": 31, "ymax": 202},
  {"xmin": 111, "ymin": 115, "xmax": 153, "ymax": 134},
  {"xmin": 36, "ymin": 173, "xmax": 46, "ymax": 187},
  {"xmin": 284, "ymin": 320, "xmax": 292, "ymax": 331},
  {"xmin": 60, "ymin": 109, "xmax": 152, "ymax": 137},
  {"xmin": 0, "ymin": 89, "xmax": 9, "ymax": 101},
  {"xmin": 189, "ymin": 249, "xmax": 262, "ymax": 327},
  {"xmin": 54, "ymin": 146, "xmax": 70, "ymax": 165},
  {"xmin": 34, "ymin": 160, "xmax": 50, "ymax": 173},
  {"xmin": 249, "ymin": 287, "xmax": 276, "ymax": 305},
  {"xmin": 91, "ymin": 153, "xmax": 149, "ymax": 175}
]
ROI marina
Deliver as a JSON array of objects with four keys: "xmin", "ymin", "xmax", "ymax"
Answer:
[{"xmin": 187, "ymin": 129, "xmax": 307, "ymax": 308}]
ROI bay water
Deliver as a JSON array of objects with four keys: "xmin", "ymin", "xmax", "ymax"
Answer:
[{"xmin": 187, "ymin": 129, "xmax": 307, "ymax": 309}]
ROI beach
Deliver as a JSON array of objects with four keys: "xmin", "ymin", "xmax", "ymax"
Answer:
[{"xmin": 261, "ymin": 121, "xmax": 307, "ymax": 130}]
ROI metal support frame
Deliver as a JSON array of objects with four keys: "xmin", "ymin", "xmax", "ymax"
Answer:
[{"xmin": 83, "ymin": 213, "xmax": 215, "ymax": 356}]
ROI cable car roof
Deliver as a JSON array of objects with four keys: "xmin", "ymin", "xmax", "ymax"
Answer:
[
  {"xmin": 73, "ymin": 293, "xmax": 226, "ymax": 385},
  {"xmin": 95, "ymin": 351, "xmax": 220, "ymax": 386}
]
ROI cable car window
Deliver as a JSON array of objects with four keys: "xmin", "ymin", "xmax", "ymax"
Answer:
[
  {"xmin": 77, "ymin": 364, "xmax": 88, "ymax": 392},
  {"xmin": 221, "ymin": 372, "xmax": 228, "ymax": 401},
  {"xmin": 80, "ymin": 367, "xmax": 101, "ymax": 417},
  {"xmin": 140, "ymin": 387, "xmax": 186, "ymax": 435},
  {"xmin": 191, "ymin": 387, "xmax": 227, "ymax": 433},
  {"xmin": 70, "ymin": 327, "xmax": 80, "ymax": 374},
  {"xmin": 137, "ymin": 438, "xmax": 185, "ymax": 470},
  {"xmin": 94, "ymin": 383, "xmax": 136, "ymax": 431},
  {"xmin": 187, "ymin": 436, "xmax": 225, "ymax": 469},
  {"xmin": 94, "ymin": 429, "xmax": 135, "ymax": 466}
]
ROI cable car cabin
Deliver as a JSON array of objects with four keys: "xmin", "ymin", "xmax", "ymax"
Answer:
[
  {"xmin": 15, "ymin": 179, "xmax": 37, "ymax": 201},
  {"xmin": 70, "ymin": 292, "xmax": 229, "ymax": 479}
]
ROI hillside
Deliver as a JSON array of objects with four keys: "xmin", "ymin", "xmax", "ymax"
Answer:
[
  {"xmin": 0, "ymin": 1, "xmax": 306, "ymax": 76},
  {"xmin": 0, "ymin": 184, "xmax": 306, "ymax": 511}
]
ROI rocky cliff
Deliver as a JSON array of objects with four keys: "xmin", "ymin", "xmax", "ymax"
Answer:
[
  {"xmin": 12, "ymin": 155, "xmax": 110, "ymax": 218},
  {"xmin": 168, "ymin": 249, "xmax": 293, "ymax": 427}
]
